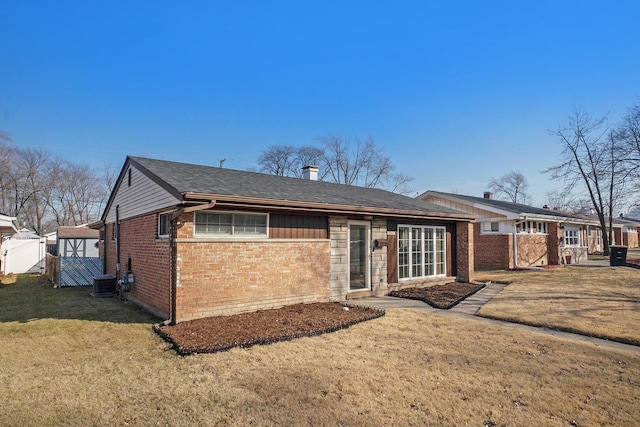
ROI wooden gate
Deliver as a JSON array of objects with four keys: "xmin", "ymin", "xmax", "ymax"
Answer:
[{"xmin": 58, "ymin": 257, "xmax": 103, "ymax": 287}]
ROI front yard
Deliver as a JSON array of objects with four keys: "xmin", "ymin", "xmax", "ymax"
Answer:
[
  {"xmin": 0, "ymin": 273, "xmax": 639, "ymax": 426},
  {"xmin": 476, "ymin": 265, "xmax": 640, "ymax": 345}
]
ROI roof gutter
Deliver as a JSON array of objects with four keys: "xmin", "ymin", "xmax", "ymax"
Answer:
[
  {"xmin": 520, "ymin": 213, "xmax": 593, "ymax": 225},
  {"xmin": 182, "ymin": 193, "xmax": 475, "ymax": 222}
]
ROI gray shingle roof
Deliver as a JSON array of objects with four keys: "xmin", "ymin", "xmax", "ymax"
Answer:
[
  {"xmin": 129, "ymin": 156, "xmax": 470, "ymax": 218},
  {"xmin": 57, "ymin": 226, "xmax": 100, "ymax": 239},
  {"xmin": 427, "ymin": 191, "xmax": 584, "ymax": 220}
]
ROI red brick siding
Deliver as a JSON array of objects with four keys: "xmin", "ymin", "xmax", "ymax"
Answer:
[
  {"xmin": 175, "ymin": 240, "xmax": 330, "ymax": 321},
  {"xmin": 474, "ymin": 223, "xmax": 513, "ymax": 269},
  {"xmin": 614, "ymin": 228, "xmax": 622, "ymax": 246},
  {"xmin": 547, "ymin": 223, "xmax": 561, "ymax": 265},
  {"xmin": 456, "ymin": 222, "xmax": 474, "ymax": 281},
  {"xmin": 105, "ymin": 215, "xmax": 171, "ymax": 318}
]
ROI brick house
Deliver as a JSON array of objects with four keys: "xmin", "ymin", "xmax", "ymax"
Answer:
[
  {"xmin": 419, "ymin": 191, "xmax": 593, "ymax": 270},
  {"xmin": 614, "ymin": 216, "xmax": 640, "ymax": 249},
  {"xmin": 97, "ymin": 156, "xmax": 475, "ymax": 323}
]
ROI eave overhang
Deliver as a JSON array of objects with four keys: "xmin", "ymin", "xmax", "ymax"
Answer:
[{"xmin": 182, "ymin": 192, "xmax": 476, "ymax": 222}]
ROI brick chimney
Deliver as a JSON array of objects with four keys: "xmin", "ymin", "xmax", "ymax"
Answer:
[
  {"xmin": 483, "ymin": 191, "xmax": 493, "ymax": 199},
  {"xmin": 302, "ymin": 165, "xmax": 319, "ymax": 181}
]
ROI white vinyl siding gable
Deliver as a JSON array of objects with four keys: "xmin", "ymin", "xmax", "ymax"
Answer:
[{"xmin": 104, "ymin": 166, "xmax": 180, "ymax": 223}]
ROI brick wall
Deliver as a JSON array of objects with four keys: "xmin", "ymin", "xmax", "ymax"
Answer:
[
  {"xmin": 614, "ymin": 228, "xmax": 622, "ymax": 246},
  {"xmin": 175, "ymin": 240, "xmax": 330, "ymax": 321},
  {"xmin": 624, "ymin": 231, "xmax": 638, "ymax": 248},
  {"xmin": 105, "ymin": 214, "xmax": 171, "ymax": 319},
  {"xmin": 517, "ymin": 234, "xmax": 548, "ymax": 266},
  {"xmin": 474, "ymin": 223, "xmax": 513, "ymax": 269},
  {"xmin": 106, "ymin": 212, "xmax": 332, "ymax": 322},
  {"xmin": 547, "ymin": 222, "xmax": 561, "ymax": 265}
]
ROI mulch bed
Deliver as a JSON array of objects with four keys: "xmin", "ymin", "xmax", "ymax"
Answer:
[
  {"xmin": 154, "ymin": 302, "xmax": 384, "ymax": 356},
  {"xmin": 389, "ymin": 281, "xmax": 485, "ymax": 309}
]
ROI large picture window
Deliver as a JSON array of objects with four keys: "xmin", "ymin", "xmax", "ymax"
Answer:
[
  {"xmin": 398, "ymin": 225, "xmax": 446, "ymax": 280},
  {"xmin": 194, "ymin": 211, "xmax": 268, "ymax": 237}
]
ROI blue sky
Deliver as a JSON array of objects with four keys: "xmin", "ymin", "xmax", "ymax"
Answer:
[{"xmin": 2, "ymin": 1, "xmax": 639, "ymax": 205}]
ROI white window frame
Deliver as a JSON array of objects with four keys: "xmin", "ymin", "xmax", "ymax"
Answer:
[
  {"xmin": 563, "ymin": 227, "xmax": 581, "ymax": 247},
  {"xmin": 517, "ymin": 221, "xmax": 548, "ymax": 234},
  {"xmin": 481, "ymin": 221, "xmax": 500, "ymax": 234},
  {"xmin": 194, "ymin": 210, "xmax": 269, "ymax": 238},
  {"xmin": 398, "ymin": 225, "xmax": 446, "ymax": 280},
  {"xmin": 158, "ymin": 212, "xmax": 171, "ymax": 238}
]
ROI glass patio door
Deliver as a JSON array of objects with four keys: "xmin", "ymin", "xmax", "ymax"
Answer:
[{"xmin": 349, "ymin": 222, "xmax": 370, "ymax": 292}]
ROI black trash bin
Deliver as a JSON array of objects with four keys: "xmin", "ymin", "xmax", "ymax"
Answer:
[{"xmin": 610, "ymin": 246, "xmax": 628, "ymax": 266}]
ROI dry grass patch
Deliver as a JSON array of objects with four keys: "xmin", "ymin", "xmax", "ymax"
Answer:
[
  {"xmin": 1, "ymin": 274, "xmax": 639, "ymax": 426},
  {"xmin": 476, "ymin": 266, "xmax": 640, "ymax": 345},
  {"xmin": 0, "ymin": 273, "xmax": 17, "ymax": 285}
]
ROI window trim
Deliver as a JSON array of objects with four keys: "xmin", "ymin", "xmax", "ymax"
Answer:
[
  {"xmin": 481, "ymin": 221, "xmax": 500, "ymax": 234},
  {"xmin": 563, "ymin": 227, "xmax": 581, "ymax": 247},
  {"xmin": 193, "ymin": 210, "xmax": 269, "ymax": 238},
  {"xmin": 517, "ymin": 221, "xmax": 548, "ymax": 235},
  {"xmin": 158, "ymin": 211, "xmax": 171, "ymax": 238},
  {"xmin": 398, "ymin": 225, "xmax": 447, "ymax": 281}
]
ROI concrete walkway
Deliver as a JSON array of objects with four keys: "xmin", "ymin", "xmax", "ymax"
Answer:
[{"xmin": 357, "ymin": 282, "xmax": 640, "ymax": 354}]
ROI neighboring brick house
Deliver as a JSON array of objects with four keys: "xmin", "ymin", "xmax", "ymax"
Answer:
[
  {"xmin": 97, "ymin": 156, "xmax": 475, "ymax": 323},
  {"xmin": 419, "ymin": 191, "xmax": 592, "ymax": 270},
  {"xmin": 614, "ymin": 216, "xmax": 640, "ymax": 249}
]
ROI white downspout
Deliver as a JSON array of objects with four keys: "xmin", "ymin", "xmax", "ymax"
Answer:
[{"xmin": 513, "ymin": 219, "xmax": 544, "ymax": 271}]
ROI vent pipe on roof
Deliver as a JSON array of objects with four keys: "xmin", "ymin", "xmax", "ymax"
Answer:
[
  {"xmin": 483, "ymin": 191, "xmax": 493, "ymax": 199},
  {"xmin": 302, "ymin": 165, "xmax": 319, "ymax": 181}
]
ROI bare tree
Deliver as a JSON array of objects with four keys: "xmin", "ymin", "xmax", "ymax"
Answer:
[
  {"xmin": 256, "ymin": 135, "xmax": 413, "ymax": 194},
  {"xmin": 46, "ymin": 159, "xmax": 110, "ymax": 227},
  {"xmin": 0, "ymin": 137, "xmax": 114, "ymax": 234},
  {"xmin": 292, "ymin": 145, "xmax": 324, "ymax": 178},
  {"xmin": 257, "ymin": 145, "xmax": 298, "ymax": 176},
  {"xmin": 487, "ymin": 171, "xmax": 530, "ymax": 204},
  {"xmin": 545, "ymin": 108, "xmax": 621, "ymax": 255},
  {"xmin": 317, "ymin": 134, "xmax": 411, "ymax": 190},
  {"xmin": 0, "ymin": 132, "xmax": 15, "ymax": 214},
  {"xmin": 16, "ymin": 148, "xmax": 51, "ymax": 234},
  {"xmin": 612, "ymin": 101, "xmax": 640, "ymax": 191},
  {"xmin": 544, "ymin": 188, "xmax": 594, "ymax": 214}
]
